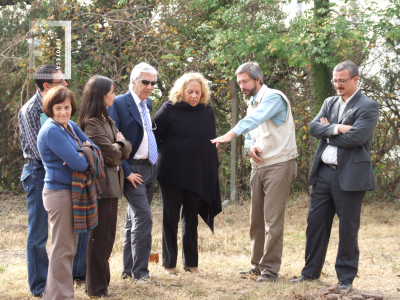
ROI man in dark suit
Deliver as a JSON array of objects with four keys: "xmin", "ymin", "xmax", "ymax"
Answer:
[
  {"xmin": 108, "ymin": 62, "xmax": 158, "ymax": 284},
  {"xmin": 289, "ymin": 61, "xmax": 379, "ymax": 290}
]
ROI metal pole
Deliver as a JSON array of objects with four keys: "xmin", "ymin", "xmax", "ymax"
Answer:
[{"xmin": 230, "ymin": 80, "xmax": 239, "ymax": 202}]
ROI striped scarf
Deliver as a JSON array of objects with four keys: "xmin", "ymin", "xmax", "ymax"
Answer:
[{"xmin": 72, "ymin": 145, "xmax": 105, "ymax": 233}]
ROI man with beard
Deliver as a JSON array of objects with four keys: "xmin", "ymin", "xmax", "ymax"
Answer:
[
  {"xmin": 211, "ymin": 61, "xmax": 298, "ymax": 282},
  {"xmin": 289, "ymin": 61, "xmax": 379, "ymax": 291}
]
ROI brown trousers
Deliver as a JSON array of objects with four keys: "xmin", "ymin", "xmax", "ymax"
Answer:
[
  {"xmin": 249, "ymin": 159, "xmax": 297, "ymax": 278},
  {"xmin": 42, "ymin": 189, "xmax": 78, "ymax": 300},
  {"xmin": 86, "ymin": 198, "xmax": 118, "ymax": 297}
]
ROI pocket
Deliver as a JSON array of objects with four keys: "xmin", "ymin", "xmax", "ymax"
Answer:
[
  {"xmin": 256, "ymin": 132, "xmax": 277, "ymax": 157},
  {"xmin": 292, "ymin": 160, "xmax": 298, "ymax": 181},
  {"xmin": 20, "ymin": 167, "xmax": 31, "ymax": 193},
  {"xmin": 353, "ymin": 152, "xmax": 371, "ymax": 163},
  {"xmin": 34, "ymin": 165, "xmax": 45, "ymax": 178},
  {"xmin": 20, "ymin": 168, "xmax": 30, "ymax": 182}
]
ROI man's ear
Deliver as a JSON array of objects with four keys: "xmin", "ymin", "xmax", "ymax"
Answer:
[{"xmin": 42, "ymin": 82, "xmax": 51, "ymax": 91}]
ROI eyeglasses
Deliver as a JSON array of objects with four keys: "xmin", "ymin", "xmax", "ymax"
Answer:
[
  {"xmin": 49, "ymin": 79, "xmax": 65, "ymax": 85},
  {"xmin": 331, "ymin": 76, "xmax": 355, "ymax": 85},
  {"xmin": 137, "ymin": 79, "xmax": 157, "ymax": 86}
]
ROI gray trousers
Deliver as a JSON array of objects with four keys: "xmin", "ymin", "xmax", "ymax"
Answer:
[{"xmin": 122, "ymin": 163, "xmax": 156, "ymax": 279}]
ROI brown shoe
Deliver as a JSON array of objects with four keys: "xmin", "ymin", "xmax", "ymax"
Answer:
[
  {"xmin": 238, "ymin": 267, "xmax": 261, "ymax": 276},
  {"xmin": 257, "ymin": 274, "xmax": 276, "ymax": 282},
  {"xmin": 165, "ymin": 267, "xmax": 178, "ymax": 275}
]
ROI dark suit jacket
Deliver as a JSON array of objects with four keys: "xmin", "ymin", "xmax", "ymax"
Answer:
[
  {"xmin": 108, "ymin": 91, "xmax": 152, "ymax": 177},
  {"xmin": 308, "ymin": 90, "xmax": 379, "ymax": 191}
]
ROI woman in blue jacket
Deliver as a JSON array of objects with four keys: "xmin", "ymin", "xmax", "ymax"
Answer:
[{"xmin": 37, "ymin": 86, "xmax": 91, "ymax": 300}]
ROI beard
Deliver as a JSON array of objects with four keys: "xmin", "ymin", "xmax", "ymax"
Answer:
[{"xmin": 242, "ymin": 85, "xmax": 258, "ymax": 97}]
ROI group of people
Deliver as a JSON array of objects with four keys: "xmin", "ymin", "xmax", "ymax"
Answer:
[
  {"xmin": 19, "ymin": 62, "xmax": 222, "ymax": 299},
  {"xmin": 18, "ymin": 59, "xmax": 379, "ymax": 299}
]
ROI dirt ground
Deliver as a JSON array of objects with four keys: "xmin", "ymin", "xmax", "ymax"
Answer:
[{"xmin": 0, "ymin": 191, "xmax": 400, "ymax": 299}]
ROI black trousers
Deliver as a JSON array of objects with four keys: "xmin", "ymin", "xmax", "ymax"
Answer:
[
  {"xmin": 159, "ymin": 181, "xmax": 201, "ymax": 268},
  {"xmin": 301, "ymin": 164, "xmax": 365, "ymax": 284},
  {"xmin": 86, "ymin": 198, "xmax": 118, "ymax": 297}
]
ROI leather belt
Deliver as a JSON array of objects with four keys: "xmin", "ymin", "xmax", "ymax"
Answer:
[
  {"xmin": 322, "ymin": 162, "xmax": 337, "ymax": 170},
  {"xmin": 130, "ymin": 159, "xmax": 150, "ymax": 165},
  {"xmin": 26, "ymin": 158, "xmax": 42, "ymax": 165}
]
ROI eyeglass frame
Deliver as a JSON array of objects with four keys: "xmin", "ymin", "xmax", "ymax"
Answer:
[
  {"xmin": 48, "ymin": 78, "xmax": 66, "ymax": 85},
  {"xmin": 331, "ymin": 76, "xmax": 356, "ymax": 85}
]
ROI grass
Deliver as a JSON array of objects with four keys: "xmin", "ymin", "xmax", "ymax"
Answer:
[{"xmin": 0, "ymin": 192, "xmax": 400, "ymax": 299}]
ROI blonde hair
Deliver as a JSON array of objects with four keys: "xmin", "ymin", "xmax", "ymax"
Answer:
[{"xmin": 169, "ymin": 73, "xmax": 210, "ymax": 105}]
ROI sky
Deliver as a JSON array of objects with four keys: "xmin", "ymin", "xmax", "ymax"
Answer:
[{"xmin": 282, "ymin": 0, "xmax": 314, "ymax": 21}]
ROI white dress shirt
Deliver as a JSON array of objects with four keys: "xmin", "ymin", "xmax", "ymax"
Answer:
[
  {"xmin": 130, "ymin": 89, "xmax": 150, "ymax": 159},
  {"xmin": 321, "ymin": 89, "xmax": 358, "ymax": 165}
]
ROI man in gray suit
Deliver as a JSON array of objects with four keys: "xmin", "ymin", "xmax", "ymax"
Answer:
[{"xmin": 289, "ymin": 61, "xmax": 379, "ymax": 290}]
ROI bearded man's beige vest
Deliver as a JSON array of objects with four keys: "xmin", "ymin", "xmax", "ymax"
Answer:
[{"xmin": 247, "ymin": 85, "xmax": 298, "ymax": 169}]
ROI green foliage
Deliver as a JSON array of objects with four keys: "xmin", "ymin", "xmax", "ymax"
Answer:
[{"xmin": 1, "ymin": 0, "xmax": 400, "ymax": 199}]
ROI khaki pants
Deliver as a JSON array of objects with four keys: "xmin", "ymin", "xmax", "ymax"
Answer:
[
  {"xmin": 43, "ymin": 189, "xmax": 78, "ymax": 300},
  {"xmin": 249, "ymin": 159, "xmax": 297, "ymax": 278}
]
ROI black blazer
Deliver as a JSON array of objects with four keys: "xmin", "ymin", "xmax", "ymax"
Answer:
[
  {"xmin": 108, "ymin": 91, "xmax": 152, "ymax": 177},
  {"xmin": 308, "ymin": 90, "xmax": 379, "ymax": 191}
]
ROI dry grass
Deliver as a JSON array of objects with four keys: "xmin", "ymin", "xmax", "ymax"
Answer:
[{"xmin": 0, "ymin": 192, "xmax": 400, "ymax": 299}]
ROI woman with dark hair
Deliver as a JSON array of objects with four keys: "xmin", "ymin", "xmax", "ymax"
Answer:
[
  {"xmin": 37, "ymin": 86, "xmax": 92, "ymax": 300},
  {"xmin": 79, "ymin": 75, "xmax": 131, "ymax": 298},
  {"xmin": 154, "ymin": 73, "xmax": 222, "ymax": 275}
]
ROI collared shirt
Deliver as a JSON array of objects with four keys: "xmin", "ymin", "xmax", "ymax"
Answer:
[
  {"xmin": 231, "ymin": 88, "xmax": 287, "ymax": 153},
  {"xmin": 321, "ymin": 89, "xmax": 359, "ymax": 164},
  {"xmin": 129, "ymin": 88, "xmax": 150, "ymax": 159},
  {"xmin": 18, "ymin": 90, "xmax": 45, "ymax": 160}
]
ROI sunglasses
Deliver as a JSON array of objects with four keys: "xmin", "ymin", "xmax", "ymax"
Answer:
[{"xmin": 138, "ymin": 79, "xmax": 157, "ymax": 86}]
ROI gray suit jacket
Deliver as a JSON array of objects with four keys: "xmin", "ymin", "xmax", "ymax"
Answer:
[{"xmin": 308, "ymin": 90, "xmax": 379, "ymax": 191}]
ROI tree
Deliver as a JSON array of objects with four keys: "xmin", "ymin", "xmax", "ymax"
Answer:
[{"xmin": 1, "ymin": 0, "xmax": 400, "ymax": 199}]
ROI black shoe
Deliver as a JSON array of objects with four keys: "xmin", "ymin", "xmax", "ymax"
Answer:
[
  {"xmin": 121, "ymin": 272, "xmax": 132, "ymax": 279},
  {"xmin": 183, "ymin": 266, "xmax": 201, "ymax": 274},
  {"xmin": 339, "ymin": 281, "xmax": 352, "ymax": 291},
  {"xmin": 257, "ymin": 274, "xmax": 276, "ymax": 282},
  {"xmin": 73, "ymin": 275, "xmax": 86, "ymax": 281},
  {"xmin": 90, "ymin": 293, "xmax": 116, "ymax": 299},
  {"xmin": 289, "ymin": 275, "xmax": 310, "ymax": 283},
  {"xmin": 32, "ymin": 292, "xmax": 44, "ymax": 297},
  {"xmin": 238, "ymin": 267, "xmax": 261, "ymax": 276}
]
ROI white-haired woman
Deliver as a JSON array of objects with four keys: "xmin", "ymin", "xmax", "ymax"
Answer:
[{"xmin": 154, "ymin": 73, "xmax": 222, "ymax": 275}]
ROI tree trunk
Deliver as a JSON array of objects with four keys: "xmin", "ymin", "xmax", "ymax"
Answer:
[
  {"xmin": 311, "ymin": 0, "xmax": 333, "ymax": 116},
  {"xmin": 308, "ymin": 0, "xmax": 334, "ymax": 192}
]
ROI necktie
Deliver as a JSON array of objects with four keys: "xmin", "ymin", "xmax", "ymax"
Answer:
[{"xmin": 140, "ymin": 101, "xmax": 158, "ymax": 164}]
